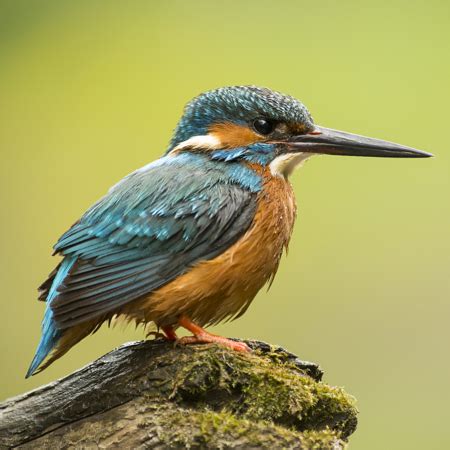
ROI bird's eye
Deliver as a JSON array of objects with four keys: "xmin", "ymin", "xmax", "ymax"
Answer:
[{"xmin": 253, "ymin": 118, "xmax": 275, "ymax": 135}]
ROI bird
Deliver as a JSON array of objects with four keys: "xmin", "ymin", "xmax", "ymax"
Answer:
[{"xmin": 26, "ymin": 86, "xmax": 432, "ymax": 377}]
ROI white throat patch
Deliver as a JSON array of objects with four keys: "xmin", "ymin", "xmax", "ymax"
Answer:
[{"xmin": 270, "ymin": 153, "xmax": 315, "ymax": 178}]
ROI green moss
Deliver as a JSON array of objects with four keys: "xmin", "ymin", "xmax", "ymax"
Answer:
[
  {"xmin": 151, "ymin": 404, "xmax": 347, "ymax": 449},
  {"xmin": 300, "ymin": 429, "xmax": 347, "ymax": 450},
  {"xmin": 167, "ymin": 344, "xmax": 358, "ymax": 439}
]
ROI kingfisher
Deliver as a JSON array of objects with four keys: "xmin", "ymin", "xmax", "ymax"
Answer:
[{"xmin": 26, "ymin": 86, "xmax": 432, "ymax": 377}]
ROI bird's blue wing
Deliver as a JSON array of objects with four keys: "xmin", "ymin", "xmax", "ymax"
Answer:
[{"xmin": 43, "ymin": 153, "xmax": 261, "ymax": 329}]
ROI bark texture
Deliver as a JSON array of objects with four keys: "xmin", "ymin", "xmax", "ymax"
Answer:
[{"xmin": 0, "ymin": 340, "xmax": 358, "ymax": 449}]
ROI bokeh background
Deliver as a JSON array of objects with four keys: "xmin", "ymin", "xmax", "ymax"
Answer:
[{"xmin": 1, "ymin": 1, "xmax": 449, "ymax": 448}]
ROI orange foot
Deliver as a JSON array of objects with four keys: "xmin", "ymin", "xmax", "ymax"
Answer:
[{"xmin": 177, "ymin": 315, "xmax": 250, "ymax": 353}]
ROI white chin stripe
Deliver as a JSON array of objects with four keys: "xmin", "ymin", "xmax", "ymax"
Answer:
[
  {"xmin": 270, "ymin": 152, "xmax": 315, "ymax": 177},
  {"xmin": 172, "ymin": 134, "xmax": 222, "ymax": 152}
]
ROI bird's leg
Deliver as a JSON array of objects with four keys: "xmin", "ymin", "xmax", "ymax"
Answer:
[
  {"xmin": 177, "ymin": 315, "xmax": 250, "ymax": 352},
  {"xmin": 161, "ymin": 325, "xmax": 178, "ymax": 341},
  {"xmin": 147, "ymin": 325, "xmax": 178, "ymax": 341}
]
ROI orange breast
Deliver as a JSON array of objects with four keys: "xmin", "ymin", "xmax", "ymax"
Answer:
[{"xmin": 128, "ymin": 166, "xmax": 297, "ymax": 328}]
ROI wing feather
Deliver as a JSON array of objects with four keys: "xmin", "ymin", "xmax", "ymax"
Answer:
[{"xmin": 44, "ymin": 154, "xmax": 260, "ymax": 329}]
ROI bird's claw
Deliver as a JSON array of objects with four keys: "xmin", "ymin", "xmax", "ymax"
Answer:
[{"xmin": 147, "ymin": 331, "xmax": 166, "ymax": 340}]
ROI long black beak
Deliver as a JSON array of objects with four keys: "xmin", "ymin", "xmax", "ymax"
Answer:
[{"xmin": 280, "ymin": 126, "xmax": 433, "ymax": 158}]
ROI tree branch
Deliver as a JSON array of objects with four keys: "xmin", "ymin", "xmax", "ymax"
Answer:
[{"xmin": 0, "ymin": 340, "xmax": 357, "ymax": 449}]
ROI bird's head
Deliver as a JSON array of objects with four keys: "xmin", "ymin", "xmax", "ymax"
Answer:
[{"xmin": 167, "ymin": 86, "xmax": 432, "ymax": 177}]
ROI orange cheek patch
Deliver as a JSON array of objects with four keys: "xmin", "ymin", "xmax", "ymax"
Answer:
[{"xmin": 209, "ymin": 122, "xmax": 264, "ymax": 148}]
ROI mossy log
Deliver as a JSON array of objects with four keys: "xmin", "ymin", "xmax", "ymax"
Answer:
[{"xmin": 0, "ymin": 340, "xmax": 357, "ymax": 449}]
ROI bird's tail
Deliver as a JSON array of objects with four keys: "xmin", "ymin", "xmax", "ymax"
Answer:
[
  {"xmin": 25, "ymin": 305, "xmax": 61, "ymax": 378},
  {"xmin": 26, "ymin": 256, "xmax": 77, "ymax": 378}
]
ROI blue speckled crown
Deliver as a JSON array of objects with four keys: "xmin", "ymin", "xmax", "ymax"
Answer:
[{"xmin": 168, "ymin": 86, "xmax": 314, "ymax": 150}]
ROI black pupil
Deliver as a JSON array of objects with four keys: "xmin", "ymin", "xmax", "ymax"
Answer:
[{"xmin": 253, "ymin": 118, "xmax": 274, "ymax": 135}]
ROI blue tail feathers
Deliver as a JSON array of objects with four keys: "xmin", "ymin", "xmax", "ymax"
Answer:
[{"xmin": 26, "ymin": 256, "xmax": 77, "ymax": 378}]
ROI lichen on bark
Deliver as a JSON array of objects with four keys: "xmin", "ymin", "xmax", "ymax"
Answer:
[{"xmin": 0, "ymin": 340, "xmax": 358, "ymax": 449}]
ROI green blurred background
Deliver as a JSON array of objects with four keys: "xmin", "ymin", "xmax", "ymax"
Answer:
[{"xmin": 1, "ymin": 1, "xmax": 449, "ymax": 448}]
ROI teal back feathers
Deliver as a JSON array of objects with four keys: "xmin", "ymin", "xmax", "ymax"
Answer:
[{"xmin": 27, "ymin": 153, "xmax": 261, "ymax": 375}]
